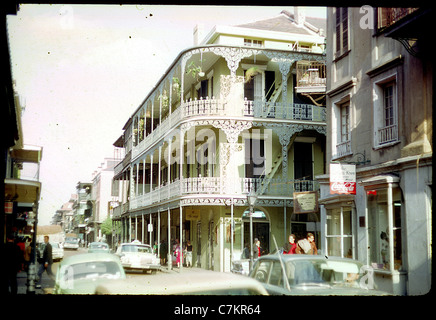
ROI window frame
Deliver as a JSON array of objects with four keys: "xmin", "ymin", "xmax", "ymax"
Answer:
[
  {"xmin": 372, "ymin": 73, "xmax": 399, "ymax": 149},
  {"xmin": 335, "ymin": 7, "xmax": 349, "ymax": 58}
]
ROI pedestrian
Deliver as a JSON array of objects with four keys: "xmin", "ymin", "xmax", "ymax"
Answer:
[
  {"xmin": 36, "ymin": 235, "xmax": 54, "ymax": 288},
  {"xmin": 296, "ymin": 232, "xmax": 318, "ymax": 255},
  {"xmin": 5, "ymin": 233, "xmax": 23, "ymax": 294},
  {"xmin": 174, "ymin": 239, "xmax": 181, "ymax": 268},
  {"xmin": 23, "ymin": 237, "xmax": 32, "ymax": 271},
  {"xmin": 153, "ymin": 240, "xmax": 159, "ymax": 256},
  {"xmin": 160, "ymin": 239, "xmax": 168, "ymax": 266},
  {"xmin": 253, "ymin": 238, "xmax": 261, "ymax": 258},
  {"xmin": 185, "ymin": 240, "xmax": 193, "ymax": 267},
  {"xmin": 283, "ymin": 234, "xmax": 297, "ymax": 254}
]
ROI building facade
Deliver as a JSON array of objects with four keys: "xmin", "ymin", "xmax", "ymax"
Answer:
[
  {"xmin": 320, "ymin": 7, "xmax": 432, "ymax": 295},
  {"xmin": 112, "ymin": 10, "xmax": 328, "ymax": 272}
]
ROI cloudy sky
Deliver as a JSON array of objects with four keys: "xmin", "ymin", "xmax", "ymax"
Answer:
[{"xmin": 7, "ymin": 4, "xmax": 326, "ymax": 225}]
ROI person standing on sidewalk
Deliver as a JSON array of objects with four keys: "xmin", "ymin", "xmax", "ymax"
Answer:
[
  {"xmin": 5, "ymin": 233, "xmax": 23, "ymax": 294},
  {"xmin": 36, "ymin": 235, "xmax": 53, "ymax": 289}
]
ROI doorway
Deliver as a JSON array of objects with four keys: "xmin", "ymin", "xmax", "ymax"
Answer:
[{"xmin": 242, "ymin": 209, "xmax": 270, "ymax": 255}]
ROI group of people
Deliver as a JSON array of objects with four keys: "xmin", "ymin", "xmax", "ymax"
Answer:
[
  {"xmin": 283, "ymin": 232, "xmax": 318, "ymax": 255},
  {"xmin": 154, "ymin": 239, "xmax": 194, "ymax": 268},
  {"xmin": 6, "ymin": 234, "xmax": 53, "ymax": 294}
]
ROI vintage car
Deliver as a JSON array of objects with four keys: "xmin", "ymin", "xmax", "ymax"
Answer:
[
  {"xmin": 95, "ymin": 269, "xmax": 268, "ymax": 295},
  {"xmin": 63, "ymin": 237, "xmax": 79, "ymax": 250},
  {"xmin": 88, "ymin": 242, "xmax": 110, "ymax": 253},
  {"xmin": 53, "ymin": 252, "xmax": 126, "ymax": 294},
  {"xmin": 115, "ymin": 241, "xmax": 161, "ymax": 273},
  {"xmin": 249, "ymin": 254, "xmax": 389, "ymax": 295}
]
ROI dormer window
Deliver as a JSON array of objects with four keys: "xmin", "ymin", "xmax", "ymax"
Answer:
[{"xmin": 244, "ymin": 38, "xmax": 263, "ymax": 47}]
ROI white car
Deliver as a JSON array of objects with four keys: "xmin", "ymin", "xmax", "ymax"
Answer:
[
  {"xmin": 116, "ymin": 241, "xmax": 160, "ymax": 273},
  {"xmin": 51, "ymin": 242, "xmax": 64, "ymax": 261},
  {"xmin": 63, "ymin": 238, "xmax": 79, "ymax": 250}
]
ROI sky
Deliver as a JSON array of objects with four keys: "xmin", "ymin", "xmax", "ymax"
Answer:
[{"xmin": 7, "ymin": 4, "xmax": 326, "ymax": 225}]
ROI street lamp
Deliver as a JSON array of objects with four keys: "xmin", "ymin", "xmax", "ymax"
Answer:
[{"xmin": 247, "ymin": 189, "xmax": 257, "ymax": 271}]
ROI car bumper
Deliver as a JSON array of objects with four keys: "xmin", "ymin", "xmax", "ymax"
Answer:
[{"xmin": 122, "ymin": 263, "xmax": 161, "ymax": 270}]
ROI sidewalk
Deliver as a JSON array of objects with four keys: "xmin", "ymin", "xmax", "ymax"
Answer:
[{"xmin": 16, "ymin": 270, "xmax": 55, "ymax": 295}]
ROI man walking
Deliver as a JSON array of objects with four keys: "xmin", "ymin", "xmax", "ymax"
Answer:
[{"xmin": 36, "ymin": 235, "xmax": 53, "ymax": 289}]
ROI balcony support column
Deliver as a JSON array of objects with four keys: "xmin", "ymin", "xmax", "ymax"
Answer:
[
  {"xmin": 158, "ymin": 146, "xmax": 162, "ymax": 202},
  {"xmin": 277, "ymin": 59, "xmax": 294, "ymax": 118},
  {"xmin": 150, "ymin": 154, "xmax": 153, "ymax": 195}
]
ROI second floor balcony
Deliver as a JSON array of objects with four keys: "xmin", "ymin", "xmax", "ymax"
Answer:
[{"xmin": 129, "ymin": 176, "xmax": 319, "ymax": 210}]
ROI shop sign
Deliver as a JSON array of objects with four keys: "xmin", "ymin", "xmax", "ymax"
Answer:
[
  {"xmin": 5, "ymin": 201, "xmax": 13, "ymax": 214},
  {"xmin": 330, "ymin": 163, "xmax": 356, "ymax": 195},
  {"xmin": 293, "ymin": 191, "xmax": 319, "ymax": 214},
  {"xmin": 186, "ymin": 208, "xmax": 200, "ymax": 220}
]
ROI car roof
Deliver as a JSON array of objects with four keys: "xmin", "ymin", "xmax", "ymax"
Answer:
[
  {"xmin": 120, "ymin": 242, "xmax": 151, "ymax": 247},
  {"xmin": 90, "ymin": 242, "xmax": 108, "ymax": 245},
  {"xmin": 60, "ymin": 253, "xmax": 121, "ymax": 266},
  {"xmin": 96, "ymin": 270, "xmax": 268, "ymax": 295}
]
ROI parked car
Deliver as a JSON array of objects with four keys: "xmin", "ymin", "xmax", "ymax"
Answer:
[
  {"xmin": 53, "ymin": 252, "xmax": 126, "ymax": 294},
  {"xmin": 88, "ymin": 242, "xmax": 110, "ymax": 253},
  {"xmin": 63, "ymin": 238, "xmax": 79, "ymax": 250},
  {"xmin": 249, "ymin": 254, "xmax": 389, "ymax": 295},
  {"xmin": 37, "ymin": 242, "xmax": 64, "ymax": 262},
  {"xmin": 95, "ymin": 269, "xmax": 268, "ymax": 295},
  {"xmin": 115, "ymin": 240, "xmax": 160, "ymax": 273},
  {"xmin": 51, "ymin": 242, "xmax": 64, "ymax": 261}
]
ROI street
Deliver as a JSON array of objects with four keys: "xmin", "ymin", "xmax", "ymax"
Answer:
[{"xmin": 17, "ymin": 246, "xmax": 199, "ymax": 294}]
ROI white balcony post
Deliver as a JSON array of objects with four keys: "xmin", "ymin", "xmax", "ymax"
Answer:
[
  {"xmin": 142, "ymin": 213, "xmax": 145, "ymax": 244},
  {"xmin": 168, "ymin": 208, "xmax": 171, "ymax": 270},
  {"xmin": 149, "ymin": 213, "xmax": 153, "ymax": 246},
  {"xmin": 150, "ymin": 154, "xmax": 153, "ymax": 196},
  {"xmin": 180, "ymin": 129, "xmax": 184, "ymax": 194},
  {"xmin": 168, "ymin": 138, "xmax": 171, "ymax": 199},
  {"xmin": 158, "ymin": 146, "xmax": 162, "ymax": 201},
  {"xmin": 179, "ymin": 204, "xmax": 183, "ymax": 272}
]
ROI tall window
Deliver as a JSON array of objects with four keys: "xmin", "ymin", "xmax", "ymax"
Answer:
[
  {"xmin": 335, "ymin": 7, "xmax": 349, "ymax": 55},
  {"xmin": 367, "ymin": 187, "xmax": 402, "ymax": 271},
  {"xmin": 374, "ymin": 78, "xmax": 398, "ymax": 146},
  {"xmin": 341, "ymin": 103, "xmax": 350, "ymax": 143},
  {"xmin": 326, "ymin": 207, "xmax": 354, "ymax": 258},
  {"xmin": 384, "ymin": 84, "xmax": 394, "ymax": 127}
]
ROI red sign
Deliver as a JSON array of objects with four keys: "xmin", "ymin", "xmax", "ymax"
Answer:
[
  {"xmin": 330, "ymin": 163, "xmax": 356, "ymax": 195},
  {"xmin": 330, "ymin": 182, "xmax": 356, "ymax": 195}
]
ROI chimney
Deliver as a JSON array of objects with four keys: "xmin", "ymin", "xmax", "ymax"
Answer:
[
  {"xmin": 294, "ymin": 7, "xmax": 306, "ymax": 26},
  {"xmin": 193, "ymin": 24, "xmax": 205, "ymax": 46}
]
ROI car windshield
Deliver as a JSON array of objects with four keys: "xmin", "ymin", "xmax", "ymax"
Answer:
[
  {"xmin": 63, "ymin": 261, "xmax": 123, "ymax": 280},
  {"xmin": 121, "ymin": 245, "xmax": 152, "ymax": 253},
  {"xmin": 52, "ymin": 243, "xmax": 60, "ymax": 249},
  {"xmin": 287, "ymin": 259, "xmax": 362, "ymax": 288},
  {"xmin": 90, "ymin": 243, "xmax": 108, "ymax": 250}
]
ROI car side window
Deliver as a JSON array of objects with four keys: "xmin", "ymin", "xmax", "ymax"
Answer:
[
  {"xmin": 253, "ymin": 261, "xmax": 271, "ymax": 283},
  {"xmin": 268, "ymin": 262, "xmax": 283, "ymax": 287}
]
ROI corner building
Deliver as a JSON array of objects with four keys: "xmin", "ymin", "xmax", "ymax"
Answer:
[{"xmin": 112, "ymin": 10, "xmax": 328, "ymax": 272}]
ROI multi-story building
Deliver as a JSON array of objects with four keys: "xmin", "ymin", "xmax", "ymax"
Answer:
[
  {"xmin": 91, "ymin": 157, "xmax": 119, "ymax": 241},
  {"xmin": 72, "ymin": 181, "xmax": 92, "ymax": 243},
  {"xmin": 112, "ymin": 9, "xmax": 327, "ymax": 272},
  {"xmin": 320, "ymin": 7, "xmax": 432, "ymax": 295}
]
